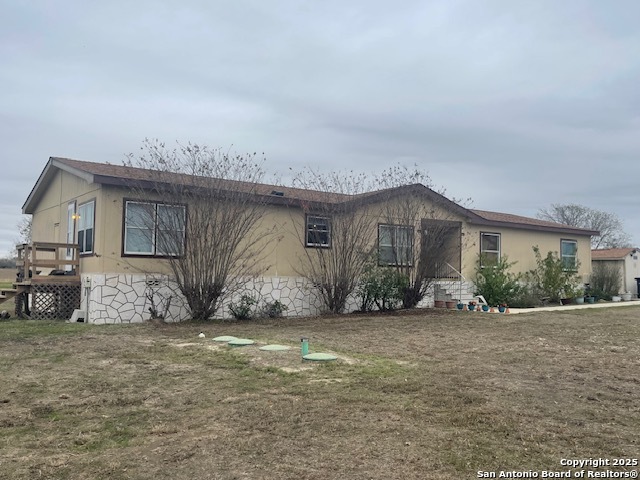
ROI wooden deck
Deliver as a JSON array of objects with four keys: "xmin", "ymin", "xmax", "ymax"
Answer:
[
  {"xmin": 16, "ymin": 242, "xmax": 81, "ymax": 283},
  {"xmin": 12, "ymin": 243, "xmax": 82, "ymax": 319},
  {"xmin": 0, "ymin": 287, "xmax": 18, "ymax": 305}
]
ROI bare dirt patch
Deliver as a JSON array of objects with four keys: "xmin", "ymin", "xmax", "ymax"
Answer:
[{"xmin": 1, "ymin": 307, "xmax": 639, "ymax": 479}]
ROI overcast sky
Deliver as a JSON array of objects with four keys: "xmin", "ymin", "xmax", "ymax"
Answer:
[{"xmin": 1, "ymin": 1, "xmax": 639, "ymax": 257}]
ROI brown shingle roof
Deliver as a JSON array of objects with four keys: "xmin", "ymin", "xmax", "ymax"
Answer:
[
  {"xmin": 469, "ymin": 209, "xmax": 599, "ymax": 236},
  {"xmin": 22, "ymin": 157, "xmax": 598, "ymax": 240},
  {"xmin": 51, "ymin": 157, "xmax": 469, "ymax": 213},
  {"xmin": 591, "ymin": 248, "xmax": 638, "ymax": 260},
  {"xmin": 53, "ymin": 157, "xmax": 353, "ymax": 204}
]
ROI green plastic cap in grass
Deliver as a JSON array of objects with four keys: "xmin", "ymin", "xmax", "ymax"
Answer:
[
  {"xmin": 303, "ymin": 352, "xmax": 337, "ymax": 361},
  {"xmin": 259, "ymin": 344, "xmax": 291, "ymax": 351},
  {"xmin": 228, "ymin": 338, "xmax": 255, "ymax": 346}
]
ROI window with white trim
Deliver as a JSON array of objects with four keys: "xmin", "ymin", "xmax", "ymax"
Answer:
[
  {"xmin": 379, "ymin": 224, "xmax": 413, "ymax": 266},
  {"xmin": 77, "ymin": 201, "xmax": 95, "ymax": 254},
  {"xmin": 480, "ymin": 232, "xmax": 500, "ymax": 266},
  {"xmin": 124, "ymin": 201, "xmax": 186, "ymax": 256},
  {"xmin": 561, "ymin": 239, "xmax": 577, "ymax": 270},
  {"xmin": 306, "ymin": 215, "xmax": 330, "ymax": 247}
]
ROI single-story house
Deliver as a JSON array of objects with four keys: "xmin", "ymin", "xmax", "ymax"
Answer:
[
  {"xmin": 22, "ymin": 157, "xmax": 598, "ymax": 323},
  {"xmin": 591, "ymin": 248, "xmax": 640, "ymax": 297}
]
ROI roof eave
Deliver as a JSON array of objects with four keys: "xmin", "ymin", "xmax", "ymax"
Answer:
[
  {"xmin": 467, "ymin": 218, "xmax": 599, "ymax": 236},
  {"xmin": 23, "ymin": 158, "xmax": 96, "ymax": 214}
]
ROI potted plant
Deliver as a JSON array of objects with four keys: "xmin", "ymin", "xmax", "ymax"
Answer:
[
  {"xmin": 456, "ymin": 301, "xmax": 465, "ymax": 310},
  {"xmin": 574, "ymin": 287, "xmax": 585, "ymax": 304},
  {"xmin": 621, "ymin": 291, "xmax": 632, "ymax": 301},
  {"xmin": 445, "ymin": 300, "xmax": 457, "ymax": 309},
  {"xmin": 481, "ymin": 304, "xmax": 490, "ymax": 312},
  {"xmin": 468, "ymin": 300, "xmax": 477, "ymax": 311},
  {"xmin": 560, "ymin": 284, "xmax": 576, "ymax": 305},
  {"xmin": 498, "ymin": 303, "xmax": 507, "ymax": 313}
]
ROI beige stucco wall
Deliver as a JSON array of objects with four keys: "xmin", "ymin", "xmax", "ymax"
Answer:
[
  {"xmin": 30, "ymin": 169, "xmax": 103, "ymax": 247},
  {"xmin": 462, "ymin": 224, "xmax": 592, "ymax": 283},
  {"xmin": 84, "ymin": 188, "xmax": 462, "ymax": 278},
  {"xmin": 81, "ymin": 185, "xmax": 307, "ymax": 277},
  {"xmin": 29, "ymin": 170, "xmax": 593, "ymax": 287}
]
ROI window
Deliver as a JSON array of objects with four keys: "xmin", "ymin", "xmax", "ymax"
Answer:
[
  {"xmin": 306, "ymin": 215, "xmax": 330, "ymax": 247},
  {"xmin": 561, "ymin": 239, "xmax": 577, "ymax": 270},
  {"xmin": 124, "ymin": 201, "xmax": 186, "ymax": 256},
  {"xmin": 480, "ymin": 232, "xmax": 500, "ymax": 266},
  {"xmin": 77, "ymin": 201, "xmax": 95, "ymax": 254},
  {"xmin": 379, "ymin": 224, "xmax": 413, "ymax": 266}
]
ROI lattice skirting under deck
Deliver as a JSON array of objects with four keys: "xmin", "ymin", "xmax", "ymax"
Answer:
[{"xmin": 30, "ymin": 284, "xmax": 81, "ymax": 320}]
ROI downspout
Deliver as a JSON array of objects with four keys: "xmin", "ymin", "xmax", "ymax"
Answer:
[{"xmin": 84, "ymin": 276, "xmax": 91, "ymax": 323}]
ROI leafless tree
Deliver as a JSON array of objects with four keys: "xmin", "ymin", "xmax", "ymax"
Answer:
[
  {"xmin": 17, "ymin": 216, "xmax": 32, "ymax": 245},
  {"xmin": 374, "ymin": 164, "xmax": 471, "ymax": 308},
  {"xmin": 537, "ymin": 203, "xmax": 631, "ymax": 249},
  {"xmin": 124, "ymin": 140, "xmax": 277, "ymax": 320},
  {"xmin": 290, "ymin": 164, "xmax": 470, "ymax": 312},
  {"xmin": 290, "ymin": 168, "xmax": 376, "ymax": 314},
  {"xmin": 10, "ymin": 216, "xmax": 32, "ymax": 259}
]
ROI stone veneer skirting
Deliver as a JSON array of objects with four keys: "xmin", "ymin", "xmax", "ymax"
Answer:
[{"xmin": 82, "ymin": 273, "xmax": 407, "ymax": 324}]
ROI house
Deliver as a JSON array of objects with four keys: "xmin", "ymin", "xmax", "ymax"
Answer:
[
  {"xmin": 591, "ymin": 248, "xmax": 640, "ymax": 297},
  {"xmin": 21, "ymin": 157, "xmax": 598, "ymax": 323}
]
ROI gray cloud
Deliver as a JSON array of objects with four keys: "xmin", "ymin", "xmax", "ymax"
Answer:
[{"xmin": 1, "ymin": 0, "xmax": 639, "ymax": 256}]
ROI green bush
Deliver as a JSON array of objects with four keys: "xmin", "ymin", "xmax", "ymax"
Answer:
[
  {"xmin": 260, "ymin": 300, "xmax": 288, "ymax": 318},
  {"xmin": 528, "ymin": 246, "xmax": 581, "ymax": 303},
  {"xmin": 473, "ymin": 255, "xmax": 522, "ymax": 306},
  {"xmin": 228, "ymin": 294, "xmax": 257, "ymax": 320},
  {"xmin": 589, "ymin": 262, "xmax": 621, "ymax": 300},
  {"xmin": 508, "ymin": 282, "xmax": 543, "ymax": 308},
  {"xmin": 357, "ymin": 260, "xmax": 409, "ymax": 312}
]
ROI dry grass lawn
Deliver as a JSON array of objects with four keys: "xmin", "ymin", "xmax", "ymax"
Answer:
[{"xmin": 1, "ymin": 307, "xmax": 639, "ymax": 479}]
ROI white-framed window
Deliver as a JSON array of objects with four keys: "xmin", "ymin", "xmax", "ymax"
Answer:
[
  {"xmin": 77, "ymin": 200, "xmax": 95, "ymax": 255},
  {"xmin": 480, "ymin": 232, "xmax": 500, "ymax": 266},
  {"xmin": 124, "ymin": 201, "xmax": 186, "ymax": 256},
  {"xmin": 306, "ymin": 215, "xmax": 330, "ymax": 247},
  {"xmin": 561, "ymin": 239, "xmax": 578, "ymax": 271},
  {"xmin": 379, "ymin": 224, "xmax": 413, "ymax": 266}
]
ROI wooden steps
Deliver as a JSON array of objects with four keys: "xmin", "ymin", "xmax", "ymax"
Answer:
[{"xmin": 0, "ymin": 288, "xmax": 18, "ymax": 305}]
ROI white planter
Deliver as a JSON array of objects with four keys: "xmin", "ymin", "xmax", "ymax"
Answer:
[
  {"xmin": 621, "ymin": 293, "xmax": 632, "ymax": 301},
  {"xmin": 611, "ymin": 296, "xmax": 621, "ymax": 302}
]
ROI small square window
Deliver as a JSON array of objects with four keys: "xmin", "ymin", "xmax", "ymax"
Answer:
[{"xmin": 306, "ymin": 215, "xmax": 331, "ymax": 247}]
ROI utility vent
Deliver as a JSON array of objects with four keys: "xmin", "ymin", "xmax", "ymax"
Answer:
[{"xmin": 270, "ymin": 190, "xmax": 285, "ymax": 196}]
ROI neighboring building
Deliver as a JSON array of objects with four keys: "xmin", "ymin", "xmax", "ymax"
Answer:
[
  {"xmin": 22, "ymin": 157, "xmax": 598, "ymax": 323},
  {"xmin": 591, "ymin": 248, "xmax": 640, "ymax": 297}
]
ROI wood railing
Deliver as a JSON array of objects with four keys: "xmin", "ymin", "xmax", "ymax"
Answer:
[{"xmin": 16, "ymin": 242, "xmax": 81, "ymax": 284}]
